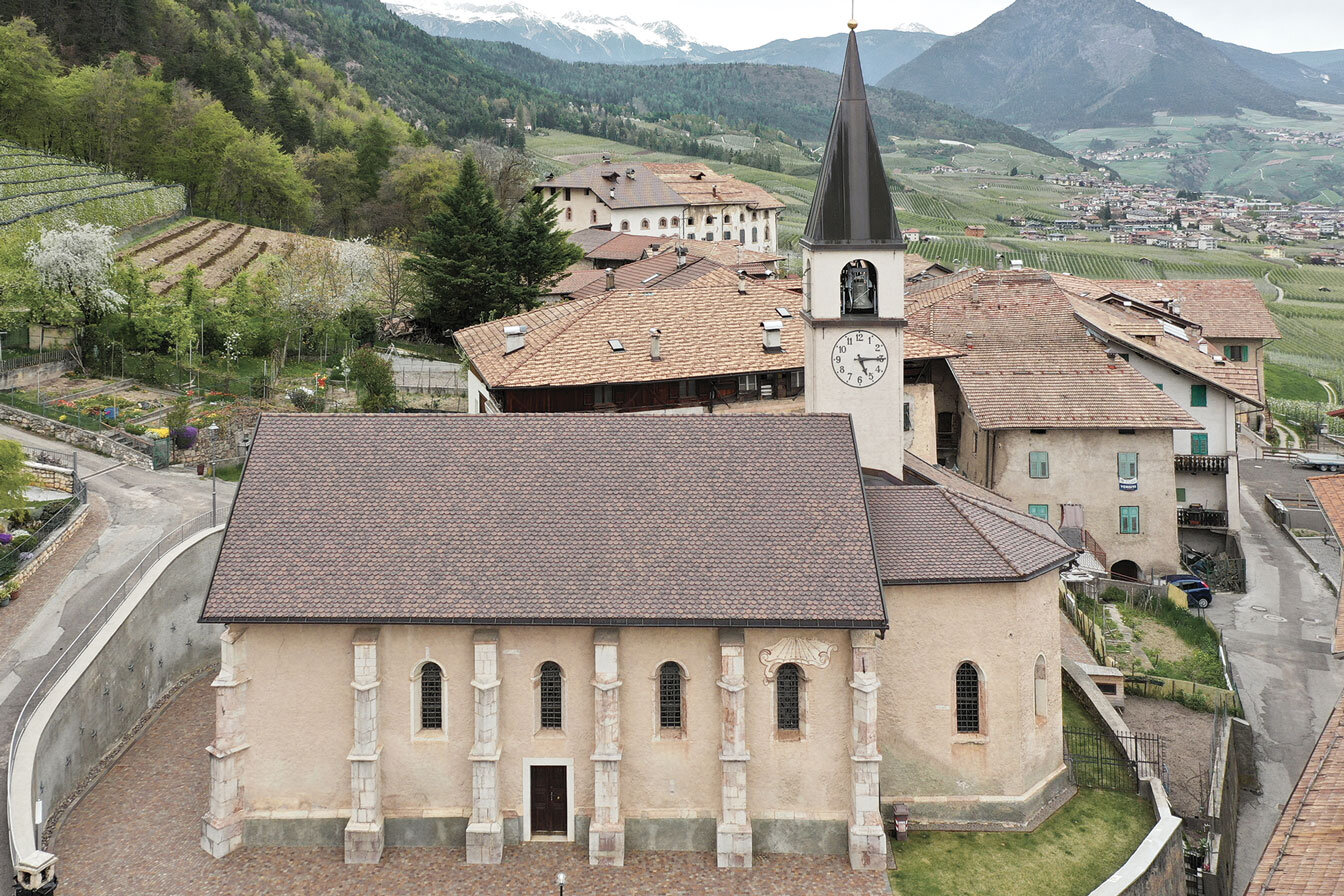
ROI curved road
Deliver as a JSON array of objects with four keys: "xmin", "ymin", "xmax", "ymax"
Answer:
[{"xmin": 0, "ymin": 423, "xmax": 234, "ymax": 882}]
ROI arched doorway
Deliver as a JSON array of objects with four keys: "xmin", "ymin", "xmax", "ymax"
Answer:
[{"xmin": 1109, "ymin": 559, "xmax": 1142, "ymax": 582}]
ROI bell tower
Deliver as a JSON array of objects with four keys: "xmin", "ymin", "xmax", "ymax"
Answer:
[{"xmin": 802, "ymin": 21, "xmax": 907, "ymax": 477}]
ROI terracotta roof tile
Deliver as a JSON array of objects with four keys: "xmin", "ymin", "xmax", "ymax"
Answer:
[
  {"xmin": 202, "ymin": 413, "xmax": 886, "ymax": 627},
  {"xmin": 867, "ymin": 485, "xmax": 1076, "ymax": 584},
  {"xmin": 567, "ymin": 253, "xmax": 732, "ymax": 300},
  {"xmin": 906, "ymin": 271, "xmax": 1202, "ymax": 430},
  {"xmin": 542, "ymin": 164, "xmax": 685, "ymax": 210},
  {"xmin": 455, "ymin": 280, "xmax": 804, "ymax": 389},
  {"xmin": 904, "ymin": 252, "xmax": 952, "ymax": 281},
  {"xmin": 1308, "ymin": 474, "xmax": 1344, "ymax": 655},
  {"xmin": 644, "ymin": 163, "xmax": 785, "ymax": 210},
  {"xmin": 1094, "ymin": 279, "xmax": 1281, "ymax": 341}
]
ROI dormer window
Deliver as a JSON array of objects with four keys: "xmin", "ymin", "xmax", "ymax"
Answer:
[{"xmin": 841, "ymin": 259, "xmax": 878, "ymax": 315}]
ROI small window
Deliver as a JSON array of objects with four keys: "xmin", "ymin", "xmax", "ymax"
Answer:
[
  {"xmin": 1191, "ymin": 432, "xmax": 1209, "ymax": 455},
  {"xmin": 563, "ymin": 187, "xmax": 571, "ymax": 201},
  {"xmin": 564, "ymin": 207, "xmax": 572, "ymax": 221},
  {"xmin": 419, "ymin": 662, "xmax": 443, "ymax": 730},
  {"xmin": 903, "ymin": 401, "xmax": 913, "ymax": 432},
  {"xmin": 1029, "ymin": 451, "xmax": 1050, "ymax": 479},
  {"xmin": 752, "ymin": 210, "xmax": 758, "ymax": 221},
  {"xmin": 1225, "ymin": 345, "xmax": 1248, "ymax": 362},
  {"xmin": 687, "ymin": 216, "xmax": 695, "ymax": 226},
  {"xmin": 705, "ymin": 233, "xmax": 714, "ymax": 241},
  {"xmin": 539, "ymin": 662, "xmax": 563, "ymax": 729},
  {"xmin": 955, "ymin": 662, "xmax": 982, "ymax": 734},
  {"xmin": 752, "ymin": 226, "xmax": 758, "ymax": 243},
  {"xmin": 658, "ymin": 217, "xmax": 668, "ymax": 228},
  {"xmin": 776, "ymin": 663, "xmax": 801, "ymax": 731},
  {"xmin": 658, "ymin": 662, "xmax": 683, "ymax": 730},
  {"xmin": 724, "ymin": 214, "xmax": 732, "ymax": 224},
  {"xmin": 764, "ymin": 225, "xmax": 771, "ymax": 239},
  {"xmin": 1118, "ymin": 451, "xmax": 1138, "ymax": 479},
  {"xmin": 1120, "ymin": 506, "xmax": 1141, "ymax": 534},
  {"xmin": 738, "ymin": 373, "xmax": 758, "ymax": 393},
  {"xmin": 723, "ymin": 230, "xmax": 731, "ymax": 241},
  {"xmin": 1191, "ymin": 384, "xmax": 1207, "ymax": 407},
  {"xmin": 1176, "ymin": 487, "xmax": 1187, "ymax": 502},
  {"xmin": 608, "ymin": 339, "xmax": 625, "ymax": 352},
  {"xmin": 590, "ymin": 209, "xmax": 598, "ymax": 224},
  {"xmin": 1033, "ymin": 654, "xmax": 1048, "ymax": 718},
  {"xmin": 641, "ymin": 218, "xmax": 650, "ymax": 230},
  {"xmin": 594, "ymin": 384, "xmax": 614, "ymax": 405},
  {"xmin": 678, "ymin": 379, "xmax": 696, "ymax": 399},
  {"xmin": 670, "ymin": 216, "xmax": 679, "ymax": 227},
  {"xmin": 1028, "ymin": 504, "xmax": 1049, "ymax": 521}
]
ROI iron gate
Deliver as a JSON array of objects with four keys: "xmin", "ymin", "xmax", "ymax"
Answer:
[{"xmin": 1064, "ymin": 726, "xmax": 1163, "ymax": 792}]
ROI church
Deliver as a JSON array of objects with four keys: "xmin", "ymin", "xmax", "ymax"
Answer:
[{"xmin": 197, "ymin": 26, "xmax": 1078, "ymax": 871}]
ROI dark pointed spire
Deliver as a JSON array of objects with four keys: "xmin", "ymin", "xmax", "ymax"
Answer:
[{"xmin": 801, "ymin": 25, "xmax": 904, "ymax": 250}]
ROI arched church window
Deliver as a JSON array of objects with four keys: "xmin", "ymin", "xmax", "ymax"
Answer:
[
  {"xmin": 658, "ymin": 217, "xmax": 668, "ymax": 229},
  {"xmin": 777, "ymin": 663, "xmax": 801, "ymax": 731},
  {"xmin": 620, "ymin": 220, "xmax": 630, "ymax": 232},
  {"xmin": 418, "ymin": 662, "xmax": 443, "ymax": 731},
  {"xmin": 1034, "ymin": 654, "xmax": 1049, "ymax": 719},
  {"xmin": 641, "ymin": 218, "xmax": 651, "ymax": 230},
  {"xmin": 841, "ymin": 259, "xmax": 879, "ymax": 315},
  {"xmin": 540, "ymin": 661, "xmax": 563, "ymax": 729},
  {"xmin": 670, "ymin": 216, "xmax": 680, "ymax": 227},
  {"xmin": 659, "ymin": 662, "xmax": 684, "ymax": 730},
  {"xmin": 955, "ymin": 662, "xmax": 982, "ymax": 734}
]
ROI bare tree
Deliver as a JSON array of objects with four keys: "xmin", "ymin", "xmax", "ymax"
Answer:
[{"xmin": 466, "ymin": 140, "xmax": 535, "ymax": 213}]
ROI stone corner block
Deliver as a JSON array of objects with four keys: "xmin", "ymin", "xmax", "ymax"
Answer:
[
  {"xmin": 201, "ymin": 814, "xmax": 243, "ymax": 859},
  {"xmin": 466, "ymin": 822, "xmax": 504, "ymax": 865},
  {"xmin": 716, "ymin": 823, "xmax": 753, "ymax": 869},
  {"xmin": 344, "ymin": 819, "xmax": 385, "ymax": 864},
  {"xmin": 588, "ymin": 824, "xmax": 626, "ymax": 866},
  {"xmin": 848, "ymin": 826, "xmax": 887, "ymax": 870}
]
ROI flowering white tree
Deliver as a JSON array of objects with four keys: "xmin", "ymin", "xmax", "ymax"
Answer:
[{"xmin": 23, "ymin": 220, "xmax": 124, "ymax": 325}]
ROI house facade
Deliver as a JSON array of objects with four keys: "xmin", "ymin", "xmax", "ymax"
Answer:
[{"xmin": 538, "ymin": 163, "xmax": 784, "ymax": 253}]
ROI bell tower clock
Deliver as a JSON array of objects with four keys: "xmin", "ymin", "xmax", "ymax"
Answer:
[{"xmin": 802, "ymin": 21, "xmax": 907, "ymax": 477}]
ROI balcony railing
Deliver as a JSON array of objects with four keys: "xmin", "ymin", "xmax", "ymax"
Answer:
[
  {"xmin": 1175, "ymin": 454, "xmax": 1229, "ymax": 475},
  {"xmin": 1178, "ymin": 507, "xmax": 1229, "ymax": 528}
]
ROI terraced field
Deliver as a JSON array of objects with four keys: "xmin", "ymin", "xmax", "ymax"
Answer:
[
  {"xmin": 0, "ymin": 143, "xmax": 184, "ymax": 235},
  {"xmin": 122, "ymin": 218, "xmax": 301, "ymax": 294},
  {"xmin": 1268, "ymin": 266, "xmax": 1344, "ymax": 303}
]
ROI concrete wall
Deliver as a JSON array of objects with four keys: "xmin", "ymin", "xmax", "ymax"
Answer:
[
  {"xmin": 0, "ymin": 357, "xmax": 74, "ymax": 392},
  {"xmin": 877, "ymin": 576, "xmax": 1068, "ymax": 827},
  {"xmin": 238, "ymin": 623, "xmax": 856, "ymax": 853},
  {"xmin": 10, "ymin": 528, "xmax": 224, "ymax": 864},
  {"xmin": 1202, "ymin": 714, "xmax": 1239, "ymax": 896},
  {"xmin": 963, "ymin": 426, "xmax": 1179, "ymax": 576},
  {"xmin": 904, "ymin": 382, "xmax": 937, "ymax": 462}
]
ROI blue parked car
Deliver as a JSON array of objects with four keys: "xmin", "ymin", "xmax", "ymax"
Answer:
[{"xmin": 1163, "ymin": 574, "xmax": 1213, "ymax": 609}]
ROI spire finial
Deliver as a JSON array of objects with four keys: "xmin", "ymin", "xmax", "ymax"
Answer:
[{"xmin": 849, "ymin": 0, "xmax": 857, "ymax": 30}]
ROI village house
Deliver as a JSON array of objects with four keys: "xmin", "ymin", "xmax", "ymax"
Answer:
[
  {"xmin": 537, "ymin": 162, "xmax": 784, "ymax": 253},
  {"xmin": 197, "ymin": 27, "xmax": 1078, "ymax": 874},
  {"xmin": 901, "ymin": 268, "xmax": 1200, "ymax": 579}
]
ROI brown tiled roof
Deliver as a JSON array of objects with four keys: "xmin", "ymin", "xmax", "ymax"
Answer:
[
  {"xmin": 201, "ymin": 414, "xmax": 886, "ymax": 627},
  {"xmin": 541, "ymin": 164, "xmax": 684, "ymax": 210},
  {"xmin": 904, "ymin": 268, "xmax": 983, "ymax": 314},
  {"xmin": 1307, "ymin": 474, "xmax": 1344, "ymax": 655},
  {"xmin": 547, "ymin": 268, "xmax": 606, "ymax": 298},
  {"xmin": 567, "ymin": 253, "xmax": 732, "ymax": 300},
  {"xmin": 653, "ymin": 237, "xmax": 783, "ymax": 274},
  {"xmin": 901, "ymin": 451, "xmax": 1011, "ymax": 507},
  {"xmin": 866, "ymin": 485, "xmax": 1076, "ymax": 584},
  {"xmin": 1070, "ymin": 299, "xmax": 1263, "ymax": 406},
  {"xmin": 584, "ymin": 232, "xmax": 664, "ymax": 263},
  {"xmin": 566, "ymin": 227, "xmax": 620, "ymax": 254},
  {"xmin": 903, "ymin": 332, "xmax": 963, "ymax": 362},
  {"xmin": 1094, "ymin": 279, "xmax": 1282, "ymax": 341},
  {"xmin": 644, "ymin": 163, "xmax": 785, "ymax": 210},
  {"xmin": 904, "ymin": 252, "xmax": 952, "ymax": 280},
  {"xmin": 1244, "ymin": 687, "xmax": 1344, "ymax": 895},
  {"xmin": 454, "ymin": 280, "xmax": 803, "ymax": 389},
  {"xmin": 906, "ymin": 270, "xmax": 1201, "ymax": 430}
]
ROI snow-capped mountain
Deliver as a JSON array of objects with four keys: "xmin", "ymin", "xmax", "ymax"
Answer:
[{"xmin": 384, "ymin": 2, "xmax": 727, "ymax": 63}]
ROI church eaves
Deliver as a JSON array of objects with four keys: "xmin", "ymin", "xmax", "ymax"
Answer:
[{"xmin": 801, "ymin": 26, "xmax": 904, "ymax": 251}]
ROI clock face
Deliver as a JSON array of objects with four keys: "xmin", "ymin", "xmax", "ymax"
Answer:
[{"xmin": 832, "ymin": 330, "xmax": 888, "ymax": 388}]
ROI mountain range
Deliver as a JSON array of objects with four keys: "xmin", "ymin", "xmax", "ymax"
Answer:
[
  {"xmin": 878, "ymin": 0, "xmax": 1338, "ymax": 130},
  {"xmin": 384, "ymin": 2, "xmax": 725, "ymax": 63},
  {"xmin": 1285, "ymin": 49, "xmax": 1344, "ymax": 79},
  {"xmin": 709, "ymin": 28, "xmax": 944, "ymax": 80}
]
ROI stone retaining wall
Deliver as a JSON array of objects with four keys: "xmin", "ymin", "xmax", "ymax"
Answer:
[
  {"xmin": 8, "ymin": 503, "xmax": 90, "ymax": 592},
  {"xmin": 1063, "ymin": 658, "xmax": 1186, "ymax": 896},
  {"xmin": 8, "ymin": 528, "xmax": 225, "ymax": 881},
  {"xmin": 0, "ymin": 406, "xmax": 152, "ymax": 469},
  {"xmin": 25, "ymin": 462, "xmax": 73, "ymax": 493},
  {"xmin": 0, "ymin": 359, "xmax": 74, "ymax": 392}
]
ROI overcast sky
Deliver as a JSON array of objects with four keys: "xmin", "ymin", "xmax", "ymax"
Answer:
[{"xmin": 415, "ymin": 0, "xmax": 1343, "ymax": 53}]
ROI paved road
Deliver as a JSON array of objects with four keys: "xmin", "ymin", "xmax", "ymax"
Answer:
[
  {"xmin": 0, "ymin": 423, "xmax": 235, "ymax": 881},
  {"xmin": 1207, "ymin": 456, "xmax": 1344, "ymax": 895}
]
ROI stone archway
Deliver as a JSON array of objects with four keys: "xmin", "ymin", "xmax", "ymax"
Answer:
[{"xmin": 1109, "ymin": 559, "xmax": 1142, "ymax": 582}]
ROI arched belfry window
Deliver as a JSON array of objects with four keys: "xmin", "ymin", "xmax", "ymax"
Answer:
[
  {"xmin": 540, "ymin": 661, "xmax": 563, "ymax": 729},
  {"xmin": 419, "ymin": 662, "xmax": 443, "ymax": 730},
  {"xmin": 955, "ymin": 662, "xmax": 983, "ymax": 734},
  {"xmin": 841, "ymin": 259, "xmax": 878, "ymax": 315}
]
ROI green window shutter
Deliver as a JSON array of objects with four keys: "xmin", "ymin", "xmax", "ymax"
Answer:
[
  {"xmin": 1120, "ymin": 506, "xmax": 1140, "ymax": 534},
  {"xmin": 1028, "ymin": 504, "xmax": 1049, "ymax": 521},
  {"xmin": 1118, "ymin": 451, "xmax": 1138, "ymax": 479},
  {"xmin": 1155, "ymin": 383, "xmax": 1163, "ymax": 391},
  {"xmin": 1176, "ymin": 488, "xmax": 1186, "ymax": 502},
  {"xmin": 1191, "ymin": 384, "xmax": 1207, "ymax": 407},
  {"xmin": 1029, "ymin": 451, "xmax": 1050, "ymax": 479},
  {"xmin": 1191, "ymin": 433, "xmax": 1209, "ymax": 455}
]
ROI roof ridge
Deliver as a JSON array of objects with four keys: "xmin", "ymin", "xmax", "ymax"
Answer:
[{"xmin": 491, "ymin": 295, "xmax": 606, "ymax": 386}]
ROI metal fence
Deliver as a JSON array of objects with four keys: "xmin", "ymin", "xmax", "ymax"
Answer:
[
  {"xmin": 1064, "ymin": 726, "xmax": 1164, "ymax": 792},
  {"xmin": 0, "ymin": 348, "xmax": 76, "ymax": 374},
  {"xmin": 6, "ymin": 508, "xmax": 216, "ymax": 865}
]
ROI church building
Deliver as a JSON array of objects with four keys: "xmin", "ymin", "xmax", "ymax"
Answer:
[{"xmin": 198, "ymin": 26, "xmax": 1078, "ymax": 872}]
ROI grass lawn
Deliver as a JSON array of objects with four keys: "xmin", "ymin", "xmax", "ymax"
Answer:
[
  {"xmin": 1265, "ymin": 361, "xmax": 1328, "ymax": 402},
  {"xmin": 890, "ymin": 690, "xmax": 1152, "ymax": 896},
  {"xmin": 889, "ymin": 789, "xmax": 1151, "ymax": 896}
]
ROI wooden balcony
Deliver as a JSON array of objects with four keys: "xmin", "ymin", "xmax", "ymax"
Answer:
[
  {"xmin": 1178, "ymin": 507, "xmax": 1229, "ymax": 528},
  {"xmin": 1174, "ymin": 454, "xmax": 1229, "ymax": 475}
]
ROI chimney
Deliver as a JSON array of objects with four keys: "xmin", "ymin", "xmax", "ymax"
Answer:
[
  {"xmin": 625, "ymin": 167, "xmax": 636, "ymax": 179},
  {"xmin": 609, "ymin": 187, "xmax": 616, "ymax": 200},
  {"xmin": 649, "ymin": 327, "xmax": 662, "ymax": 361},
  {"xmin": 676, "ymin": 246, "xmax": 687, "ymax": 267},
  {"xmin": 605, "ymin": 267, "xmax": 615, "ymax": 291},
  {"xmin": 737, "ymin": 270, "xmax": 748, "ymax": 294},
  {"xmin": 504, "ymin": 324, "xmax": 527, "ymax": 354},
  {"xmin": 762, "ymin": 320, "xmax": 783, "ymax": 352}
]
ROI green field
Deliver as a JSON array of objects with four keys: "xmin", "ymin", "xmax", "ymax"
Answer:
[{"xmin": 1265, "ymin": 361, "xmax": 1329, "ymax": 402}]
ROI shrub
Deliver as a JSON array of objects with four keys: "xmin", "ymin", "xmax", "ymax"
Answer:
[
  {"xmin": 1099, "ymin": 586, "xmax": 1126, "ymax": 603},
  {"xmin": 174, "ymin": 425, "xmax": 198, "ymax": 449},
  {"xmin": 288, "ymin": 387, "xmax": 325, "ymax": 412}
]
